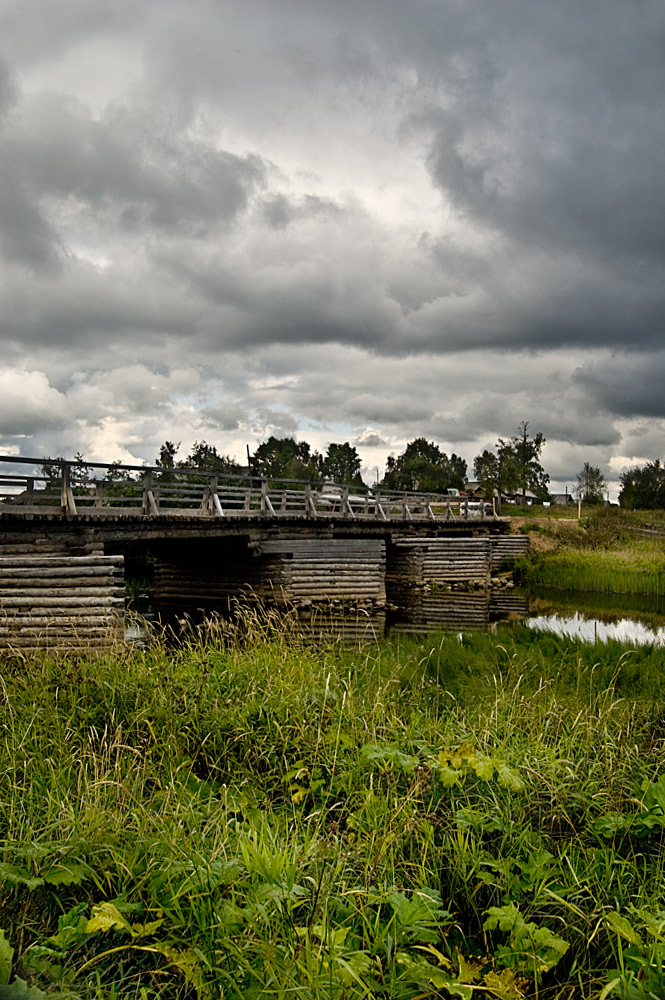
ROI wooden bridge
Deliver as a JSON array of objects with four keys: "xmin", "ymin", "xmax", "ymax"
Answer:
[{"xmin": 0, "ymin": 456, "xmax": 528, "ymax": 653}]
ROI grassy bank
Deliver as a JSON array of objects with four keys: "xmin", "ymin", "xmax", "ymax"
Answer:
[
  {"xmin": 514, "ymin": 507, "xmax": 665, "ymax": 595},
  {"xmin": 2, "ymin": 620, "xmax": 665, "ymax": 998}
]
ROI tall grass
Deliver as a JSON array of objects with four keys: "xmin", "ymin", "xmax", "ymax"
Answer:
[
  {"xmin": 2, "ymin": 616, "xmax": 665, "ymax": 997},
  {"xmin": 516, "ymin": 547, "xmax": 665, "ymax": 594},
  {"xmin": 515, "ymin": 507, "xmax": 665, "ymax": 595}
]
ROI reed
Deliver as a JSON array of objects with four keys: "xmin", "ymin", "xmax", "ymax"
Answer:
[{"xmin": 1, "ymin": 617, "xmax": 665, "ymax": 998}]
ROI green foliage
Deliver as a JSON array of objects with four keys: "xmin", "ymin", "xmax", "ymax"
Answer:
[
  {"xmin": 0, "ymin": 930, "xmax": 45, "ymax": 999},
  {"xmin": 382, "ymin": 438, "xmax": 467, "ymax": 493},
  {"xmin": 601, "ymin": 909, "xmax": 665, "ymax": 999},
  {"xmin": 253, "ymin": 435, "xmax": 322, "ymax": 480},
  {"xmin": 181, "ymin": 440, "xmax": 240, "ymax": 474},
  {"xmin": 2, "ymin": 623, "xmax": 665, "ymax": 997},
  {"xmin": 321, "ymin": 442, "xmax": 364, "ymax": 486},
  {"xmin": 619, "ymin": 459, "xmax": 665, "ymax": 509},
  {"xmin": 483, "ymin": 902, "xmax": 569, "ymax": 980},
  {"xmin": 576, "ymin": 461, "xmax": 608, "ymax": 504},
  {"xmin": 474, "ymin": 422, "xmax": 549, "ymax": 502},
  {"xmin": 516, "ymin": 508, "xmax": 665, "ymax": 594},
  {"xmin": 156, "ymin": 440, "xmax": 179, "ymax": 469}
]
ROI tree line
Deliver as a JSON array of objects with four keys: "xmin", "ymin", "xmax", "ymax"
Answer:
[
  {"xmin": 154, "ymin": 423, "xmax": 552, "ymax": 500},
  {"xmin": 156, "ymin": 438, "xmax": 364, "ymax": 486},
  {"xmin": 42, "ymin": 425, "xmax": 635, "ymax": 506}
]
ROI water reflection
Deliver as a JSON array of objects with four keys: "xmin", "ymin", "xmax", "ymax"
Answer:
[
  {"xmin": 126, "ymin": 584, "xmax": 665, "ymax": 647},
  {"xmin": 126, "ymin": 590, "xmax": 532, "ymax": 644},
  {"xmin": 522, "ymin": 587, "xmax": 665, "ymax": 647},
  {"xmin": 527, "ymin": 612, "xmax": 665, "ymax": 646},
  {"xmin": 387, "ymin": 591, "xmax": 529, "ymax": 634}
]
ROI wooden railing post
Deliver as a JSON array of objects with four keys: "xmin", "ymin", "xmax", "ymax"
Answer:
[
  {"xmin": 343, "ymin": 486, "xmax": 355, "ymax": 519},
  {"xmin": 374, "ymin": 489, "xmax": 387, "ymax": 520},
  {"xmin": 261, "ymin": 479, "xmax": 276, "ymax": 516},
  {"xmin": 142, "ymin": 469, "xmax": 159, "ymax": 515},
  {"xmin": 305, "ymin": 483, "xmax": 318, "ymax": 517},
  {"xmin": 61, "ymin": 463, "xmax": 77, "ymax": 515},
  {"xmin": 207, "ymin": 475, "xmax": 224, "ymax": 517}
]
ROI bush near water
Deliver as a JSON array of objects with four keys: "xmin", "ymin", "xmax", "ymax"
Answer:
[{"xmin": 2, "ymin": 610, "xmax": 665, "ymax": 998}]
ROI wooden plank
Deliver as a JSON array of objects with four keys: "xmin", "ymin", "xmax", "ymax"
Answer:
[{"xmin": 0, "ymin": 555, "xmax": 123, "ymax": 567}]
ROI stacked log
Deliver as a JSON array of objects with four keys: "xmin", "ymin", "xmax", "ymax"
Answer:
[
  {"xmin": 387, "ymin": 537, "xmax": 491, "ymax": 590},
  {"xmin": 153, "ymin": 538, "xmax": 386, "ymax": 638},
  {"xmin": 259, "ymin": 539, "xmax": 386, "ymax": 602},
  {"xmin": 294, "ymin": 604, "xmax": 387, "ymax": 645},
  {"xmin": 389, "ymin": 592, "xmax": 492, "ymax": 633},
  {"xmin": 489, "ymin": 592, "xmax": 530, "ymax": 618},
  {"xmin": 489, "ymin": 535, "xmax": 530, "ymax": 571},
  {"xmin": 153, "ymin": 552, "xmax": 290, "ymax": 618},
  {"xmin": 0, "ymin": 555, "xmax": 125, "ymax": 653}
]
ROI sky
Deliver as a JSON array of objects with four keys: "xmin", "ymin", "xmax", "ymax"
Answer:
[{"xmin": 1, "ymin": 0, "xmax": 664, "ymax": 498}]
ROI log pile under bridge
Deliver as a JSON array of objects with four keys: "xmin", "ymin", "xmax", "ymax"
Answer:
[{"xmin": 0, "ymin": 554, "xmax": 125, "ymax": 653}]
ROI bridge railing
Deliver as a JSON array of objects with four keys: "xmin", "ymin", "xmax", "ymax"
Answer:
[{"xmin": 0, "ymin": 456, "xmax": 495, "ymax": 521}]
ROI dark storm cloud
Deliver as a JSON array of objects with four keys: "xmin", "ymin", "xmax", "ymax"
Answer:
[
  {"xmin": 262, "ymin": 194, "xmax": 341, "ymax": 231},
  {"xmin": 2, "ymin": 92, "xmax": 265, "ymax": 247},
  {"xmin": 421, "ymin": 0, "xmax": 665, "ymax": 351},
  {"xmin": 355, "ymin": 433, "xmax": 388, "ymax": 449},
  {"xmin": 0, "ymin": 58, "xmax": 17, "ymax": 118},
  {"xmin": 1, "ymin": 0, "xmax": 664, "ymax": 484},
  {"xmin": 573, "ymin": 353, "xmax": 665, "ymax": 419}
]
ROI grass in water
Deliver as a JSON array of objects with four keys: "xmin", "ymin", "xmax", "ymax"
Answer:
[{"xmin": 1, "ymin": 613, "xmax": 665, "ymax": 998}]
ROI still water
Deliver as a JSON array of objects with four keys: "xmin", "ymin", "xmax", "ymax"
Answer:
[
  {"xmin": 527, "ymin": 611, "xmax": 665, "ymax": 646},
  {"xmin": 127, "ymin": 587, "xmax": 665, "ymax": 647},
  {"xmin": 523, "ymin": 587, "xmax": 665, "ymax": 647}
]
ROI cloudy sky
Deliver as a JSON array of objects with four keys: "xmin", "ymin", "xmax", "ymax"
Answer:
[{"xmin": 1, "ymin": 0, "xmax": 664, "ymax": 496}]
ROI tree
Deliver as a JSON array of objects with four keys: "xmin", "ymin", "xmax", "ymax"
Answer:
[
  {"xmin": 474, "ymin": 423, "xmax": 549, "ymax": 505},
  {"xmin": 512, "ymin": 422, "xmax": 549, "ymax": 503},
  {"xmin": 382, "ymin": 438, "xmax": 467, "ymax": 494},
  {"xmin": 181, "ymin": 441, "xmax": 239, "ymax": 474},
  {"xmin": 253, "ymin": 436, "xmax": 322, "ymax": 481},
  {"xmin": 474, "ymin": 449, "xmax": 499, "ymax": 496},
  {"xmin": 40, "ymin": 452, "xmax": 91, "ymax": 489},
  {"xmin": 322, "ymin": 442, "xmax": 364, "ymax": 486},
  {"xmin": 104, "ymin": 459, "xmax": 141, "ymax": 498},
  {"xmin": 619, "ymin": 460, "xmax": 665, "ymax": 509},
  {"xmin": 575, "ymin": 462, "xmax": 607, "ymax": 505},
  {"xmin": 156, "ymin": 441, "xmax": 179, "ymax": 469}
]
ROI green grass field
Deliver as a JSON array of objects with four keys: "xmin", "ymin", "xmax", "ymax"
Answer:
[{"xmin": 2, "ymin": 616, "xmax": 665, "ymax": 998}]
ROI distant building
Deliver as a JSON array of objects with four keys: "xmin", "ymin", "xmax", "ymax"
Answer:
[{"xmin": 551, "ymin": 492, "xmax": 575, "ymax": 506}]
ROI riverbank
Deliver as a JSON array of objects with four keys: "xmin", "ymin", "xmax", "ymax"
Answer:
[
  {"xmin": 512, "ymin": 506, "xmax": 665, "ymax": 594},
  {"xmin": 2, "ymin": 621, "xmax": 665, "ymax": 998}
]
